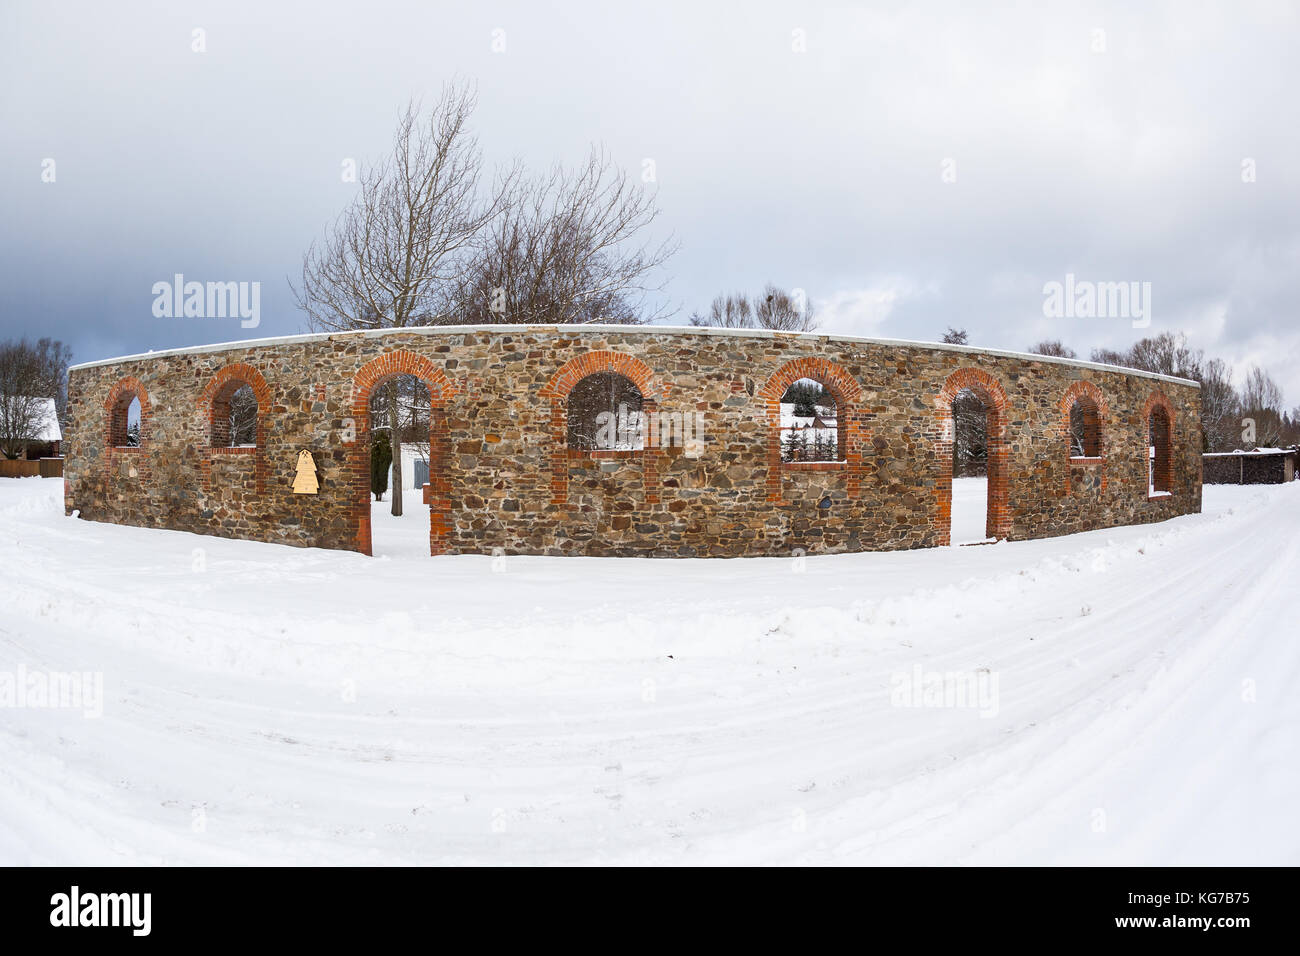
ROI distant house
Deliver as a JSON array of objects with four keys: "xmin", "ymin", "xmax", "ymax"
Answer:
[
  {"xmin": 11, "ymin": 397, "xmax": 62, "ymax": 460},
  {"xmin": 1203, "ymin": 448, "xmax": 1297, "ymax": 485},
  {"xmin": 779, "ymin": 402, "xmax": 839, "ymax": 461},
  {"xmin": 391, "ymin": 442, "xmax": 430, "ymax": 491}
]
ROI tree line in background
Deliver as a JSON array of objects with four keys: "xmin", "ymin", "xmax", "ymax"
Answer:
[
  {"xmin": 946, "ymin": 327, "xmax": 1299, "ymax": 477},
  {"xmin": 691, "ymin": 305, "xmax": 1296, "ymax": 462},
  {"xmin": 1028, "ymin": 332, "xmax": 1299, "ymax": 452},
  {"xmin": 689, "ymin": 284, "xmax": 817, "ymax": 332},
  {"xmin": 784, "ymin": 379, "xmax": 833, "ymax": 417}
]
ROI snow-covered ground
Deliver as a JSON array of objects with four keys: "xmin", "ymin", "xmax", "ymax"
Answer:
[
  {"xmin": 951, "ymin": 476, "xmax": 989, "ymax": 544},
  {"xmin": 370, "ymin": 492, "xmax": 435, "ymax": 561},
  {"xmin": 1, "ymin": 477, "xmax": 1297, "ymax": 865}
]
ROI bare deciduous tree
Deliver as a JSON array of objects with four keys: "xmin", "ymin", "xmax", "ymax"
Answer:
[
  {"xmin": 295, "ymin": 88, "xmax": 678, "ymax": 514},
  {"xmin": 689, "ymin": 292, "xmax": 754, "ymax": 329},
  {"xmin": 294, "ymin": 82, "xmax": 502, "ymax": 516},
  {"xmin": 0, "ymin": 338, "xmax": 71, "ymax": 459},
  {"xmin": 0, "ymin": 351, "xmax": 45, "ymax": 460},
  {"xmin": 1027, "ymin": 339, "xmax": 1077, "ymax": 359},
  {"xmin": 566, "ymin": 372, "xmax": 644, "ymax": 449},
  {"xmin": 690, "ymin": 283, "xmax": 816, "ymax": 331},
  {"xmin": 227, "ymin": 384, "xmax": 258, "ymax": 446},
  {"xmin": 1197, "ymin": 357, "xmax": 1238, "ymax": 452},
  {"xmin": 1239, "ymin": 365, "xmax": 1285, "ymax": 447},
  {"xmin": 1093, "ymin": 332, "xmax": 1203, "ymax": 381},
  {"xmin": 755, "ymin": 284, "xmax": 817, "ymax": 332},
  {"xmin": 952, "ymin": 389, "xmax": 988, "ymax": 476},
  {"xmin": 450, "ymin": 146, "xmax": 677, "ymax": 326}
]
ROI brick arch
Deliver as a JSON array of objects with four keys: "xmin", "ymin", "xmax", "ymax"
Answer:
[
  {"xmin": 104, "ymin": 376, "xmax": 151, "ymax": 479},
  {"xmin": 760, "ymin": 357, "xmax": 865, "ymax": 501},
  {"xmin": 105, "ymin": 376, "xmax": 150, "ymax": 442},
  {"xmin": 350, "ymin": 351, "xmax": 460, "ymax": 556},
  {"xmin": 1141, "ymin": 390, "xmax": 1175, "ymax": 496},
  {"xmin": 540, "ymin": 350, "xmax": 667, "ymax": 402},
  {"xmin": 935, "ymin": 367, "xmax": 1010, "ymax": 544},
  {"xmin": 1060, "ymin": 380, "xmax": 1109, "ymax": 440},
  {"xmin": 202, "ymin": 363, "xmax": 272, "ymax": 419},
  {"xmin": 758, "ymin": 356, "xmax": 864, "ymax": 406},
  {"xmin": 1140, "ymin": 389, "xmax": 1173, "ymax": 424},
  {"xmin": 542, "ymin": 351, "xmax": 668, "ymax": 509},
  {"xmin": 199, "ymin": 363, "xmax": 273, "ymax": 494}
]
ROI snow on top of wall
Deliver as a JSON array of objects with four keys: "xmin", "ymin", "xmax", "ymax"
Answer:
[{"xmin": 67, "ymin": 323, "xmax": 1202, "ymax": 388}]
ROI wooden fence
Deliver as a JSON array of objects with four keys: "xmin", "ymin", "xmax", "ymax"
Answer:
[{"xmin": 0, "ymin": 458, "xmax": 63, "ymax": 478}]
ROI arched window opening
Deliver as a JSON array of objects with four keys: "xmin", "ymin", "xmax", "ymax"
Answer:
[
  {"xmin": 211, "ymin": 382, "xmax": 259, "ymax": 447},
  {"xmin": 567, "ymin": 372, "xmax": 644, "ymax": 450},
  {"xmin": 110, "ymin": 394, "xmax": 143, "ymax": 448},
  {"xmin": 1149, "ymin": 405, "xmax": 1173, "ymax": 495},
  {"xmin": 1069, "ymin": 396, "xmax": 1102, "ymax": 458},
  {"xmin": 780, "ymin": 378, "xmax": 839, "ymax": 462}
]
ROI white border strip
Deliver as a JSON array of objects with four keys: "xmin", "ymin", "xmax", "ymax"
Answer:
[{"xmin": 68, "ymin": 323, "xmax": 1201, "ymax": 388}]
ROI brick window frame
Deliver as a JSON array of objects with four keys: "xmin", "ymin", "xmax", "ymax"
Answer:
[
  {"xmin": 935, "ymin": 367, "xmax": 1010, "ymax": 544},
  {"xmin": 1142, "ymin": 390, "xmax": 1175, "ymax": 498},
  {"xmin": 104, "ymin": 376, "xmax": 151, "ymax": 479},
  {"xmin": 759, "ymin": 357, "xmax": 865, "ymax": 501},
  {"xmin": 351, "ymin": 351, "xmax": 459, "ymax": 556},
  {"xmin": 540, "ymin": 351, "xmax": 667, "ymax": 508},
  {"xmin": 200, "ymin": 363, "xmax": 272, "ymax": 496},
  {"xmin": 563, "ymin": 371, "xmax": 647, "ymax": 453},
  {"xmin": 1061, "ymin": 380, "xmax": 1109, "ymax": 493}
]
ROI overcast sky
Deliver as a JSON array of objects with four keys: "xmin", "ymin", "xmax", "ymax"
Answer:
[{"xmin": 2, "ymin": 0, "xmax": 1297, "ymax": 402}]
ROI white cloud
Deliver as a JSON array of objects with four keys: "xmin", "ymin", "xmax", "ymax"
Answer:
[{"xmin": 816, "ymin": 279, "xmax": 920, "ymax": 338}]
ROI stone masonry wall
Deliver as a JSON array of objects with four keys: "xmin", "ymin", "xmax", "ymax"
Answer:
[{"xmin": 63, "ymin": 326, "xmax": 1203, "ymax": 557}]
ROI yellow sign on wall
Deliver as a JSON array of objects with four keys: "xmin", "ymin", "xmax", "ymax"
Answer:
[{"xmin": 292, "ymin": 450, "xmax": 319, "ymax": 494}]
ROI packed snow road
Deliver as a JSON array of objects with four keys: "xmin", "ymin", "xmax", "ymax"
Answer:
[{"xmin": 0, "ymin": 478, "xmax": 1296, "ymax": 865}]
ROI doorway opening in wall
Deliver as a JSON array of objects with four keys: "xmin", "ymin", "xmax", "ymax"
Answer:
[
  {"xmin": 368, "ymin": 374, "xmax": 432, "ymax": 558},
  {"xmin": 950, "ymin": 387, "xmax": 992, "ymax": 544}
]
